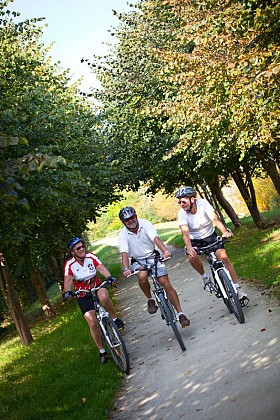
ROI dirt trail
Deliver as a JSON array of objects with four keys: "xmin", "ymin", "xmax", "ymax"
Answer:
[{"xmin": 109, "ymin": 247, "xmax": 280, "ymax": 420}]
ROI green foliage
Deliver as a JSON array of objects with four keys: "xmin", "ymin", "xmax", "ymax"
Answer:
[
  {"xmin": 90, "ymin": 0, "xmax": 279, "ymax": 197},
  {"xmin": 0, "ymin": 0, "xmax": 127, "ymax": 315}
]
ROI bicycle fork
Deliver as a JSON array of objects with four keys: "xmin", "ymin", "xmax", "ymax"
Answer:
[
  {"xmin": 97, "ymin": 307, "xmax": 119, "ymax": 348},
  {"xmin": 214, "ymin": 267, "xmax": 236, "ymax": 300}
]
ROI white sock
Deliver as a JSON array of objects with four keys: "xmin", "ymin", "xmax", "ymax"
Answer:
[
  {"xmin": 201, "ymin": 273, "xmax": 209, "ymax": 280},
  {"xmin": 100, "ymin": 349, "xmax": 106, "ymax": 354}
]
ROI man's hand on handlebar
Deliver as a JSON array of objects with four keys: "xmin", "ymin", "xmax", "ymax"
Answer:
[
  {"xmin": 163, "ymin": 250, "xmax": 172, "ymax": 259},
  {"xmin": 222, "ymin": 228, "xmax": 233, "ymax": 239},
  {"xmin": 64, "ymin": 291, "xmax": 74, "ymax": 301},
  {"xmin": 122, "ymin": 268, "xmax": 132, "ymax": 278},
  {"xmin": 185, "ymin": 246, "xmax": 198, "ymax": 258},
  {"xmin": 106, "ymin": 276, "xmax": 117, "ymax": 287}
]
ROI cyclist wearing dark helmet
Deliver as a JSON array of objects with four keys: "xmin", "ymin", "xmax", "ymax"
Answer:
[
  {"xmin": 118, "ymin": 206, "xmax": 190, "ymax": 328},
  {"xmin": 176, "ymin": 186, "xmax": 248, "ymax": 303},
  {"xmin": 64, "ymin": 237, "xmax": 124, "ymax": 364}
]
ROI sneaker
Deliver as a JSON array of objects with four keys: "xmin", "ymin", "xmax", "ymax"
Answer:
[
  {"xmin": 236, "ymin": 286, "xmax": 247, "ymax": 299},
  {"xmin": 114, "ymin": 318, "xmax": 124, "ymax": 330},
  {"xmin": 147, "ymin": 299, "xmax": 158, "ymax": 314},
  {"xmin": 99, "ymin": 352, "xmax": 108, "ymax": 365},
  {"xmin": 179, "ymin": 314, "xmax": 190, "ymax": 328}
]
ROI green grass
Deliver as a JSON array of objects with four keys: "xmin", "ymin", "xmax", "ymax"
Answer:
[
  {"xmin": 1, "ymin": 208, "xmax": 279, "ymax": 419},
  {"xmin": 0, "ymin": 302, "xmax": 123, "ymax": 420}
]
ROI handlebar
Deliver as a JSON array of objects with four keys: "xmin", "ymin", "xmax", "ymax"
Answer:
[
  {"xmin": 126, "ymin": 256, "xmax": 171, "ymax": 277},
  {"xmin": 195, "ymin": 236, "xmax": 227, "ymax": 254},
  {"xmin": 65, "ymin": 278, "xmax": 117, "ymax": 300}
]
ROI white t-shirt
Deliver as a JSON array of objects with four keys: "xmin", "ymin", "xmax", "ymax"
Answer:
[
  {"xmin": 118, "ymin": 218, "xmax": 158, "ymax": 259},
  {"xmin": 177, "ymin": 199, "xmax": 216, "ymax": 239}
]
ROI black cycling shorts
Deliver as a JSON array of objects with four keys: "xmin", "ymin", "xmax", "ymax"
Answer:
[
  {"xmin": 191, "ymin": 231, "xmax": 225, "ymax": 252},
  {"xmin": 77, "ymin": 295, "xmax": 95, "ymax": 315}
]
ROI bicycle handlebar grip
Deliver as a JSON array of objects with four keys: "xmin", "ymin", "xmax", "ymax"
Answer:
[
  {"xmin": 64, "ymin": 291, "xmax": 73, "ymax": 300},
  {"xmin": 106, "ymin": 276, "xmax": 117, "ymax": 287}
]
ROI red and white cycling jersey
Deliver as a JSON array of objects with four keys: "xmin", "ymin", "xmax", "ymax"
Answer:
[{"xmin": 64, "ymin": 252, "xmax": 102, "ymax": 297}]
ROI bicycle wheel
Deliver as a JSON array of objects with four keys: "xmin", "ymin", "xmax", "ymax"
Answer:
[
  {"xmin": 158, "ymin": 293, "xmax": 186, "ymax": 352},
  {"xmin": 101, "ymin": 317, "xmax": 130, "ymax": 374},
  {"xmin": 218, "ymin": 270, "xmax": 245, "ymax": 324}
]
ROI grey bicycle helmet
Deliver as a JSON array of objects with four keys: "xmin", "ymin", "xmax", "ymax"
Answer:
[
  {"xmin": 175, "ymin": 186, "xmax": 197, "ymax": 199},
  {"xmin": 67, "ymin": 237, "xmax": 83, "ymax": 251},
  {"xmin": 119, "ymin": 206, "xmax": 136, "ymax": 222}
]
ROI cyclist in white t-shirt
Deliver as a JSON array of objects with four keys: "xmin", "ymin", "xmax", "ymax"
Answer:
[
  {"xmin": 118, "ymin": 206, "xmax": 190, "ymax": 328},
  {"xmin": 175, "ymin": 186, "xmax": 248, "ymax": 303}
]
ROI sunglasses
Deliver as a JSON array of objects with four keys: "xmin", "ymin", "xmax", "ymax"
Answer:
[{"xmin": 75, "ymin": 244, "xmax": 85, "ymax": 251}]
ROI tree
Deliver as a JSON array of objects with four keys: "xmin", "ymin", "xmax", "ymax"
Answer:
[
  {"xmin": 0, "ymin": 1, "xmax": 125, "ymax": 339},
  {"xmin": 90, "ymin": 0, "xmax": 279, "ymax": 228}
]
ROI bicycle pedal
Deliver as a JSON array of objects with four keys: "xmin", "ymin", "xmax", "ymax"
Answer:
[{"xmin": 239, "ymin": 297, "xmax": 249, "ymax": 307}]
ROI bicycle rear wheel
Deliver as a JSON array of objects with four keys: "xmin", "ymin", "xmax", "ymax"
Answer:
[
  {"xmin": 158, "ymin": 293, "xmax": 186, "ymax": 352},
  {"xmin": 218, "ymin": 270, "xmax": 245, "ymax": 324},
  {"xmin": 101, "ymin": 317, "xmax": 130, "ymax": 374}
]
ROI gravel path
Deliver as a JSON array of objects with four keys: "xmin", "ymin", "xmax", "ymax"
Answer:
[{"xmin": 109, "ymin": 247, "xmax": 280, "ymax": 420}]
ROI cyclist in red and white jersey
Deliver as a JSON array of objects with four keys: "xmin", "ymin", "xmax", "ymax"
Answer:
[{"xmin": 64, "ymin": 237, "xmax": 124, "ymax": 364}]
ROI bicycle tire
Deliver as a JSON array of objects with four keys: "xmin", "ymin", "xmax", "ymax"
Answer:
[
  {"xmin": 158, "ymin": 293, "xmax": 186, "ymax": 352},
  {"xmin": 218, "ymin": 270, "xmax": 245, "ymax": 324},
  {"xmin": 101, "ymin": 317, "xmax": 130, "ymax": 374}
]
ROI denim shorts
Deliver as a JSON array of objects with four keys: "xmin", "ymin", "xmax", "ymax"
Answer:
[{"xmin": 131, "ymin": 256, "xmax": 168, "ymax": 277}]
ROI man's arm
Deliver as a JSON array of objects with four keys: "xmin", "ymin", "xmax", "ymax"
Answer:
[
  {"xmin": 154, "ymin": 236, "xmax": 172, "ymax": 258},
  {"xmin": 64, "ymin": 274, "xmax": 73, "ymax": 292},
  {"xmin": 212, "ymin": 214, "xmax": 232, "ymax": 238},
  {"xmin": 96, "ymin": 264, "xmax": 111, "ymax": 279},
  {"xmin": 180, "ymin": 224, "xmax": 197, "ymax": 258},
  {"xmin": 121, "ymin": 252, "xmax": 132, "ymax": 277}
]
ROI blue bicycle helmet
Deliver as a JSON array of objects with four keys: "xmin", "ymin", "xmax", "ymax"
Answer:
[
  {"xmin": 119, "ymin": 206, "xmax": 136, "ymax": 222},
  {"xmin": 67, "ymin": 237, "xmax": 83, "ymax": 251},
  {"xmin": 175, "ymin": 186, "xmax": 197, "ymax": 199}
]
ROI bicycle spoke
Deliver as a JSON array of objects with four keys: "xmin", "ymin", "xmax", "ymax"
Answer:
[
  {"xmin": 218, "ymin": 270, "xmax": 245, "ymax": 324},
  {"xmin": 157, "ymin": 293, "xmax": 186, "ymax": 351},
  {"xmin": 102, "ymin": 317, "xmax": 130, "ymax": 374}
]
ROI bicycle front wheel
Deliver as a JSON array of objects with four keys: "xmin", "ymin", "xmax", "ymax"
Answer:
[
  {"xmin": 101, "ymin": 317, "xmax": 130, "ymax": 374},
  {"xmin": 158, "ymin": 293, "xmax": 186, "ymax": 352},
  {"xmin": 218, "ymin": 270, "xmax": 245, "ymax": 324}
]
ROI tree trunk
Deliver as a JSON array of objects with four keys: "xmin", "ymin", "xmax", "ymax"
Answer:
[
  {"xmin": 261, "ymin": 158, "xmax": 280, "ymax": 196},
  {"xmin": 200, "ymin": 183, "xmax": 225, "ymax": 224},
  {"xmin": 0, "ymin": 251, "xmax": 33, "ymax": 345},
  {"xmin": 48, "ymin": 255, "xmax": 64, "ymax": 291},
  {"xmin": 30, "ymin": 267, "xmax": 56, "ymax": 319},
  {"xmin": 208, "ymin": 176, "xmax": 242, "ymax": 227},
  {"xmin": 231, "ymin": 163, "xmax": 268, "ymax": 229}
]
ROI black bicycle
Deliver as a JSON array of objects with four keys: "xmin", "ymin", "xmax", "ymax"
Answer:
[
  {"xmin": 73, "ymin": 280, "xmax": 130, "ymax": 374},
  {"xmin": 129, "ymin": 257, "xmax": 186, "ymax": 351},
  {"xmin": 196, "ymin": 237, "xmax": 245, "ymax": 324}
]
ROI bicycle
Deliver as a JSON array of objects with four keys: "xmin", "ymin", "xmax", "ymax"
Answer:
[
  {"xmin": 195, "ymin": 237, "xmax": 245, "ymax": 324},
  {"xmin": 129, "ymin": 256, "xmax": 186, "ymax": 352},
  {"xmin": 72, "ymin": 279, "xmax": 130, "ymax": 374}
]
